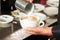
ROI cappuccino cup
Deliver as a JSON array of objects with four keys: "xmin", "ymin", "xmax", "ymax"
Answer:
[{"xmin": 20, "ymin": 15, "xmax": 45, "ymax": 29}]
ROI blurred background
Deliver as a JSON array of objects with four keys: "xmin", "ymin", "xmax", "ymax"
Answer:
[{"xmin": 1, "ymin": 0, "xmax": 16, "ymax": 15}]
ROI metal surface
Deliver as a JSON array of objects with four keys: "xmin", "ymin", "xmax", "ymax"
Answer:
[
  {"xmin": 25, "ymin": 3, "xmax": 34, "ymax": 14},
  {"xmin": 15, "ymin": 0, "xmax": 34, "ymax": 14}
]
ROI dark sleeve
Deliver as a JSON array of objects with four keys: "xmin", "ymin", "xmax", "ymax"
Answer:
[{"xmin": 52, "ymin": 2, "xmax": 60, "ymax": 37}]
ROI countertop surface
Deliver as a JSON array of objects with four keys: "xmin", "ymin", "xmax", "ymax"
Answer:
[
  {"xmin": 0, "ymin": 10, "xmax": 57, "ymax": 40},
  {"xmin": 0, "ymin": 17, "xmax": 57, "ymax": 40}
]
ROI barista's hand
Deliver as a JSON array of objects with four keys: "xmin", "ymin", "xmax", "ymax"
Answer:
[
  {"xmin": 26, "ymin": 26, "xmax": 53, "ymax": 36},
  {"xmin": 24, "ymin": 0, "xmax": 33, "ymax": 3}
]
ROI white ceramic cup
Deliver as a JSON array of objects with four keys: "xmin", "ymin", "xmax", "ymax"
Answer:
[
  {"xmin": 0, "ymin": 15, "xmax": 14, "ymax": 27},
  {"xmin": 20, "ymin": 15, "xmax": 45, "ymax": 29}
]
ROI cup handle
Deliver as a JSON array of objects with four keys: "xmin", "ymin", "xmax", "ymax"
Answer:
[{"xmin": 38, "ymin": 21, "xmax": 45, "ymax": 27}]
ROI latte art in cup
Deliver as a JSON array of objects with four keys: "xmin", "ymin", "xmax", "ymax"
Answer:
[
  {"xmin": 21, "ymin": 15, "xmax": 39, "ymax": 22},
  {"xmin": 29, "ymin": 15, "xmax": 39, "ymax": 22},
  {"xmin": 20, "ymin": 15, "xmax": 45, "ymax": 29},
  {"xmin": 21, "ymin": 16, "xmax": 28, "ymax": 20}
]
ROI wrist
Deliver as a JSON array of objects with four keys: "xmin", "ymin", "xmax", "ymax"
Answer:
[{"xmin": 47, "ymin": 27, "xmax": 53, "ymax": 36}]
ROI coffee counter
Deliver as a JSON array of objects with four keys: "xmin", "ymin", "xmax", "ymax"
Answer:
[{"xmin": 0, "ymin": 10, "xmax": 57, "ymax": 40}]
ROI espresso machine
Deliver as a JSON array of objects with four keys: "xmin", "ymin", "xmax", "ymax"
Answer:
[{"xmin": 1, "ymin": 0, "xmax": 16, "ymax": 15}]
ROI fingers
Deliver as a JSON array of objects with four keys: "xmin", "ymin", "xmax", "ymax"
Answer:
[
  {"xmin": 25, "ymin": 0, "xmax": 33, "ymax": 3},
  {"xmin": 25, "ymin": 27, "xmax": 42, "ymax": 33},
  {"xmin": 25, "ymin": 27, "xmax": 40, "ymax": 35},
  {"xmin": 25, "ymin": 27, "xmax": 38, "ymax": 32},
  {"xmin": 26, "ymin": 31, "xmax": 38, "ymax": 35},
  {"xmin": 30, "ymin": 0, "xmax": 33, "ymax": 3}
]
